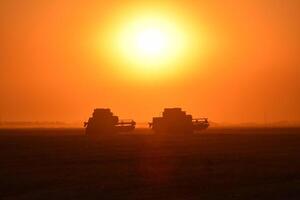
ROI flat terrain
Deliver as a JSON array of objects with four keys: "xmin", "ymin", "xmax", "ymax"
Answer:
[{"xmin": 1, "ymin": 128, "xmax": 300, "ymax": 200}]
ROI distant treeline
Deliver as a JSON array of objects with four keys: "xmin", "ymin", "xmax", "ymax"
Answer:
[
  {"xmin": 0, "ymin": 121, "xmax": 299, "ymax": 128},
  {"xmin": 0, "ymin": 121, "xmax": 82, "ymax": 128},
  {"xmin": 212, "ymin": 121, "xmax": 300, "ymax": 128}
]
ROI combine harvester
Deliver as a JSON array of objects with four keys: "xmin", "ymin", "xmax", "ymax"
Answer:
[
  {"xmin": 150, "ymin": 108, "xmax": 209, "ymax": 134},
  {"xmin": 84, "ymin": 108, "xmax": 136, "ymax": 135}
]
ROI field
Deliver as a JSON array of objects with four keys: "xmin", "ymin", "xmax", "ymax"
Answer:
[{"xmin": 1, "ymin": 128, "xmax": 300, "ymax": 199}]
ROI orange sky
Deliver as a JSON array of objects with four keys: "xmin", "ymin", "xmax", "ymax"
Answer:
[{"xmin": 0, "ymin": 0, "xmax": 300, "ymax": 124}]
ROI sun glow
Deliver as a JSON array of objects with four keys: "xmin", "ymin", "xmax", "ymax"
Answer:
[
  {"xmin": 98, "ymin": 7, "xmax": 205, "ymax": 81},
  {"xmin": 135, "ymin": 28, "xmax": 167, "ymax": 57},
  {"xmin": 116, "ymin": 16, "xmax": 188, "ymax": 73}
]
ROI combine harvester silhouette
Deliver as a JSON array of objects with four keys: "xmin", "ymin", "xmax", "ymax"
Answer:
[
  {"xmin": 84, "ymin": 108, "xmax": 136, "ymax": 135},
  {"xmin": 149, "ymin": 108, "xmax": 209, "ymax": 134},
  {"xmin": 84, "ymin": 108, "xmax": 209, "ymax": 135}
]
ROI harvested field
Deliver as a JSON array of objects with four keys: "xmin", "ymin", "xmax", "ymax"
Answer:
[{"xmin": 1, "ymin": 128, "xmax": 300, "ymax": 199}]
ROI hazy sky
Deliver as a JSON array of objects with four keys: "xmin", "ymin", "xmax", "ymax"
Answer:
[{"xmin": 1, "ymin": 0, "xmax": 300, "ymax": 123}]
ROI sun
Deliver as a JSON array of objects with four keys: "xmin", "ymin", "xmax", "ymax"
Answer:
[
  {"xmin": 98, "ymin": 7, "xmax": 204, "ymax": 81},
  {"xmin": 114, "ymin": 15, "xmax": 189, "ymax": 74},
  {"xmin": 135, "ymin": 28, "xmax": 167, "ymax": 57}
]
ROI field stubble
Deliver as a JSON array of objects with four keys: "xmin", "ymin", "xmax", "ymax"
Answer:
[{"xmin": 1, "ymin": 128, "xmax": 300, "ymax": 199}]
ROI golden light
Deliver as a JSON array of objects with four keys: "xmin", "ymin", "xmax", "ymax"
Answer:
[
  {"xmin": 135, "ymin": 28, "xmax": 167, "ymax": 57},
  {"xmin": 116, "ymin": 16, "xmax": 188, "ymax": 73},
  {"xmin": 97, "ymin": 6, "xmax": 207, "ymax": 82}
]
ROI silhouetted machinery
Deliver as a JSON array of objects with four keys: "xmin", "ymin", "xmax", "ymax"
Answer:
[
  {"xmin": 150, "ymin": 108, "xmax": 209, "ymax": 134},
  {"xmin": 84, "ymin": 108, "xmax": 136, "ymax": 135}
]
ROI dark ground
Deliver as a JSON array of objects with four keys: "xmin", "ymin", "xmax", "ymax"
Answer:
[{"xmin": 1, "ymin": 128, "xmax": 300, "ymax": 200}]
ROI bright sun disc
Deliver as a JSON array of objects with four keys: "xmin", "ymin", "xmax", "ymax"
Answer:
[
  {"xmin": 115, "ymin": 15, "xmax": 188, "ymax": 74},
  {"xmin": 98, "ymin": 7, "xmax": 204, "ymax": 81},
  {"xmin": 135, "ymin": 28, "xmax": 168, "ymax": 56}
]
